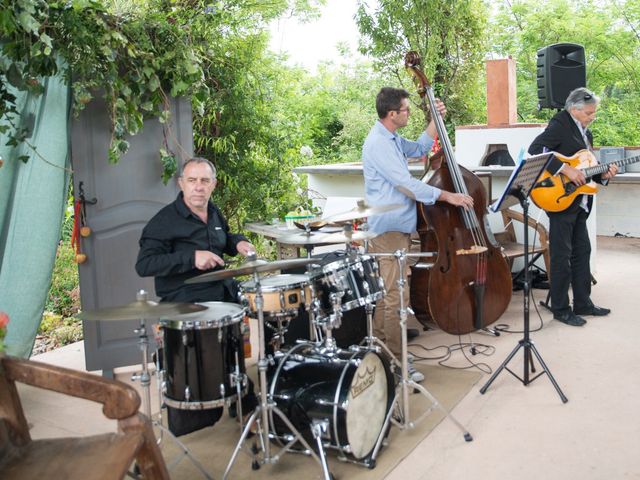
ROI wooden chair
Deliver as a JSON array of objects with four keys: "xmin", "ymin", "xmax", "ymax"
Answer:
[
  {"xmin": 494, "ymin": 207, "xmax": 551, "ymax": 282},
  {"xmin": 0, "ymin": 354, "xmax": 170, "ymax": 479}
]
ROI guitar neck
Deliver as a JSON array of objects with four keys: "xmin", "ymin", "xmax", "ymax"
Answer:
[{"xmin": 583, "ymin": 153, "xmax": 640, "ymax": 179}]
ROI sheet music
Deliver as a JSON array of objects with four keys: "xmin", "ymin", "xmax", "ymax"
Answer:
[{"xmin": 490, "ymin": 151, "xmax": 554, "ymax": 213}]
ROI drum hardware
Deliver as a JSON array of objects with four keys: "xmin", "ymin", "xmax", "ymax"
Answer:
[
  {"xmin": 80, "ymin": 290, "xmax": 214, "ymax": 479},
  {"xmin": 224, "ymin": 255, "xmax": 333, "ymax": 480},
  {"xmin": 367, "ymin": 251, "xmax": 473, "ymax": 444}
]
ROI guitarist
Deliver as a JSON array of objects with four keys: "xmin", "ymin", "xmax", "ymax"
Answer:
[{"xmin": 529, "ymin": 87, "xmax": 618, "ymax": 327}]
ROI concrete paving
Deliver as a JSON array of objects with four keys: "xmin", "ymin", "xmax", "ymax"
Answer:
[{"xmin": 19, "ymin": 235, "xmax": 640, "ymax": 479}]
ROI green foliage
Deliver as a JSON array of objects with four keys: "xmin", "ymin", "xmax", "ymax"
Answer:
[
  {"xmin": 355, "ymin": 0, "xmax": 490, "ymax": 134},
  {"xmin": 1, "ymin": 0, "xmax": 209, "ymax": 173},
  {"xmin": 491, "ymin": 0, "xmax": 640, "ymax": 146},
  {"xmin": 44, "ymin": 240, "xmax": 80, "ymax": 319}
]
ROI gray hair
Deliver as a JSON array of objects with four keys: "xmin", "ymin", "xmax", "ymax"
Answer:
[
  {"xmin": 181, "ymin": 157, "xmax": 216, "ymax": 179},
  {"xmin": 565, "ymin": 87, "xmax": 600, "ymax": 111}
]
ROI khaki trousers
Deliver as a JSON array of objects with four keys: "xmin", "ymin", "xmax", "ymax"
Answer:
[{"xmin": 369, "ymin": 232, "xmax": 411, "ymax": 357}]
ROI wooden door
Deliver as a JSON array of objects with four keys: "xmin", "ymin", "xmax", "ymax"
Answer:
[{"xmin": 71, "ymin": 96, "xmax": 192, "ymax": 374}]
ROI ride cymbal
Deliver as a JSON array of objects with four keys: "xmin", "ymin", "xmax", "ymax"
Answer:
[
  {"xmin": 321, "ymin": 200, "xmax": 403, "ymax": 223},
  {"xmin": 277, "ymin": 231, "xmax": 344, "ymax": 246},
  {"xmin": 185, "ymin": 257, "xmax": 317, "ymax": 284},
  {"xmin": 320, "ymin": 230, "xmax": 378, "ymax": 243}
]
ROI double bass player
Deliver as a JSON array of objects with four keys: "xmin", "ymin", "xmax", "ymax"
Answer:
[{"xmin": 362, "ymin": 87, "xmax": 473, "ymax": 383}]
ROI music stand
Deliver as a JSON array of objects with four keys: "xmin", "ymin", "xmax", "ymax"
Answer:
[{"xmin": 480, "ymin": 152, "xmax": 568, "ymax": 403}]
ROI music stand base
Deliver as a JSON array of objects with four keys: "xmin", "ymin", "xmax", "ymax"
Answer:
[{"xmin": 479, "ymin": 338, "xmax": 568, "ymax": 403}]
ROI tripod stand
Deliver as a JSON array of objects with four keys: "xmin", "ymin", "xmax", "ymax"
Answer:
[
  {"xmin": 367, "ymin": 250, "xmax": 473, "ymax": 449},
  {"xmin": 479, "ymin": 153, "xmax": 568, "ymax": 403}
]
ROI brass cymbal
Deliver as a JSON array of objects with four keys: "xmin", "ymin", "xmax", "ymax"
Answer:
[
  {"xmin": 185, "ymin": 257, "xmax": 317, "ymax": 284},
  {"xmin": 320, "ymin": 230, "xmax": 378, "ymax": 243},
  {"xmin": 321, "ymin": 200, "xmax": 403, "ymax": 223},
  {"xmin": 77, "ymin": 300, "xmax": 207, "ymax": 321},
  {"xmin": 277, "ymin": 231, "xmax": 345, "ymax": 246}
]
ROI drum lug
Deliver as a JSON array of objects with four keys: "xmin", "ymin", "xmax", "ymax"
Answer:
[
  {"xmin": 220, "ymin": 383, "xmax": 226, "ymax": 398},
  {"xmin": 184, "ymin": 386, "xmax": 191, "ymax": 401}
]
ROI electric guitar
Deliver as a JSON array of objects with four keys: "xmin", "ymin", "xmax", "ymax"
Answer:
[{"xmin": 530, "ymin": 149, "xmax": 640, "ymax": 213}]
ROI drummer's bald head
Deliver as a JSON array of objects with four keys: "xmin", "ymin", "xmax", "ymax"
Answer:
[
  {"xmin": 376, "ymin": 87, "xmax": 410, "ymax": 119},
  {"xmin": 181, "ymin": 157, "xmax": 216, "ymax": 180}
]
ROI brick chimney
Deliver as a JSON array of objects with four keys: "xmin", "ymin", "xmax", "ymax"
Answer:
[{"xmin": 486, "ymin": 57, "xmax": 517, "ymax": 126}]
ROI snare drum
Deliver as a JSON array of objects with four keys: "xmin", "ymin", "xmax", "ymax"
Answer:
[
  {"xmin": 160, "ymin": 302, "xmax": 247, "ymax": 410},
  {"xmin": 240, "ymin": 274, "xmax": 311, "ymax": 317},
  {"xmin": 269, "ymin": 343, "xmax": 394, "ymax": 462},
  {"xmin": 311, "ymin": 255, "xmax": 384, "ymax": 321}
]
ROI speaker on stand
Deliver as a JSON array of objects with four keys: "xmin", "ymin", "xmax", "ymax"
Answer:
[{"xmin": 536, "ymin": 43, "xmax": 586, "ymax": 110}]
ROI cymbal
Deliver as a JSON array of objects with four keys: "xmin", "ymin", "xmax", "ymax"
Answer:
[
  {"xmin": 77, "ymin": 300, "xmax": 207, "ymax": 321},
  {"xmin": 320, "ymin": 230, "xmax": 378, "ymax": 243},
  {"xmin": 277, "ymin": 231, "xmax": 344, "ymax": 246},
  {"xmin": 185, "ymin": 257, "xmax": 317, "ymax": 284},
  {"xmin": 321, "ymin": 200, "xmax": 403, "ymax": 223}
]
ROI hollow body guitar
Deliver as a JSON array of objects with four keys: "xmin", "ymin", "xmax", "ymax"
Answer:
[
  {"xmin": 531, "ymin": 149, "xmax": 640, "ymax": 212},
  {"xmin": 405, "ymin": 51, "xmax": 512, "ymax": 335}
]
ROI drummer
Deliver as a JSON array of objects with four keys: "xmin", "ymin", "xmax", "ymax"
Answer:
[{"xmin": 135, "ymin": 156, "xmax": 257, "ymax": 434}]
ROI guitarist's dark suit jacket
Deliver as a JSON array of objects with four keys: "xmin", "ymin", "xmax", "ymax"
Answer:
[
  {"xmin": 527, "ymin": 109, "xmax": 605, "ymax": 316},
  {"xmin": 528, "ymin": 109, "xmax": 605, "ymax": 215}
]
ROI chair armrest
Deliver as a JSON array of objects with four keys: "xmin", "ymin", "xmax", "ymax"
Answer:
[{"xmin": 1, "ymin": 356, "xmax": 140, "ymax": 420}]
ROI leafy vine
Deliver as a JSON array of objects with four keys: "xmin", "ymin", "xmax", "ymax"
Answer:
[{"xmin": 0, "ymin": 0, "xmax": 208, "ymax": 179}]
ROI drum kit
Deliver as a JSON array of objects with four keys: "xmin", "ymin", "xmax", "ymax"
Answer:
[{"xmin": 78, "ymin": 201, "xmax": 472, "ymax": 480}]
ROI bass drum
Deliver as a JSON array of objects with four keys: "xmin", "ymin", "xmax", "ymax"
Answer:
[{"xmin": 269, "ymin": 343, "xmax": 395, "ymax": 462}]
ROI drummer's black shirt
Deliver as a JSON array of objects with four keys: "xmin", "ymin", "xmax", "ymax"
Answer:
[{"xmin": 135, "ymin": 192, "xmax": 248, "ymax": 302}]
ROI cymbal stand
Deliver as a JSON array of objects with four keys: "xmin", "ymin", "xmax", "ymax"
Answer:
[
  {"xmin": 370, "ymin": 251, "xmax": 472, "ymax": 447},
  {"xmin": 223, "ymin": 269, "xmax": 332, "ymax": 480},
  {"xmin": 130, "ymin": 313, "xmax": 213, "ymax": 479},
  {"xmin": 302, "ymin": 242, "xmax": 320, "ymax": 343}
]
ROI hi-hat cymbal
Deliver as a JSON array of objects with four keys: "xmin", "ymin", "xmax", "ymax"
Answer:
[
  {"xmin": 322, "ymin": 200, "xmax": 403, "ymax": 223},
  {"xmin": 77, "ymin": 300, "xmax": 207, "ymax": 321},
  {"xmin": 320, "ymin": 230, "xmax": 378, "ymax": 243},
  {"xmin": 185, "ymin": 257, "xmax": 317, "ymax": 284}
]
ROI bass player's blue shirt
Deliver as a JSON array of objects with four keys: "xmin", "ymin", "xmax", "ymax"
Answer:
[{"xmin": 363, "ymin": 121, "xmax": 442, "ymax": 234}]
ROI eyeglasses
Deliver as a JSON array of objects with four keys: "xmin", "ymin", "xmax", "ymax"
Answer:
[{"xmin": 395, "ymin": 107, "xmax": 411, "ymax": 113}]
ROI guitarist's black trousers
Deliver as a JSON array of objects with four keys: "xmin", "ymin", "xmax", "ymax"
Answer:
[{"xmin": 548, "ymin": 204, "xmax": 593, "ymax": 315}]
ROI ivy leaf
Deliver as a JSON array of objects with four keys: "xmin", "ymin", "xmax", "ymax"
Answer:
[
  {"xmin": 158, "ymin": 109, "xmax": 170, "ymax": 124},
  {"xmin": 39, "ymin": 32, "xmax": 53, "ymax": 49},
  {"xmin": 170, "ymin": 80, "xmax": 188, "ymax": 97},
  {"xmin": 159, "ymin": 148, "xmax": 177, "ymax": 185},
  {"xmin": 148, "ymin": 75, "xmax": 160, "ymax": 92},
  {"xmin": 16, "ymin": 12, "xmax": 40, "ymax": 34},
  {"xmin": 6, "ymin": 63, "xmax": 25, "ymax": 89},
  {"xmin": 18, "ymin": 155, "xmax": 30, "ymax": 163}
]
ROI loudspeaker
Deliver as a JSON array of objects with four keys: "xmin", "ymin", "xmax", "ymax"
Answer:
[{"xmin": 536, "ymin": 43, "xmax": 586, "ymax": 109}]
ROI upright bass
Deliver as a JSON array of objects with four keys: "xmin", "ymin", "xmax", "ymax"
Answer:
[{"xmin": 405, "ymin": 51, "xmax": 512, "ymax": 335}]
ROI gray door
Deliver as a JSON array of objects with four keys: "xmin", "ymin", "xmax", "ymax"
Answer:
[{"xmin": 71, "ymin": 96, "xmax": 193, "ymax": 373}]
